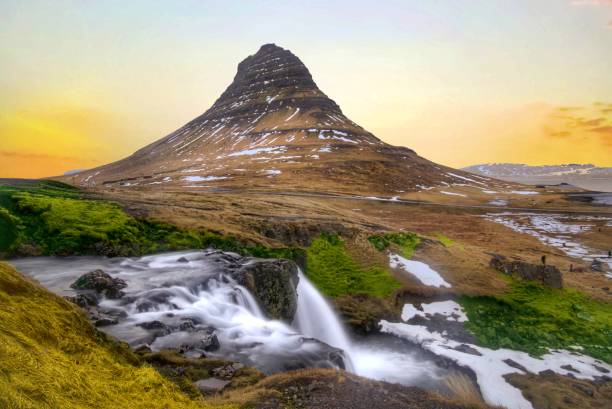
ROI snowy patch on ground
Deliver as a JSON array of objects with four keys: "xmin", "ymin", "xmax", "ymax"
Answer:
[
  {"xmin": 380, "ymin": 320, "xmax": 611, "ymax": 409},
  {"xmin": 389, "ymin": 254, "xmax": 451, "ymax": 288},
  {"xmin": 488, "ymin": 199, "xmax": 508, "ymax": 206},
  {"xmin": 440, "ymin": 191, "xmax": 467, "ymax": 197},
  {"xmin": 510, "ymin": 190, "xmax": 539, "ymax": 195},
  {"xmin": 182, "ymin": 176, "xmax": 228, "ymax": 182},
  {"xmin": 401, "ymin": 301, "xmax": 467, "ymax": 322},
  {"xmin": 228, "ymin": 146, "xmax": 286, "ymax": 157},
  {"xmin": 484, "ymin": 212, "xmax": 612, "ymax": 277}
]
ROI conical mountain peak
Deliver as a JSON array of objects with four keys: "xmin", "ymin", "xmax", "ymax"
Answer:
[
  {"xmin": 202, "ymin": 43, "xmax": 342, "ymax": 122},
  {"xmin": 67, "ymin": 44, "xmax": 479, "ymax": 197}
]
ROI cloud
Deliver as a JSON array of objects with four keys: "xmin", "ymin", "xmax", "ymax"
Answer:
[
  {"xmin": 544, "ymin": 102, "xmax": 612, "ymax": 148},
  {"xmin": 0, "ymin": 150, "xmax": 82, "ymax": 161},
  {"xmin": 570, "ymin": 0, "xmax": 612, "ymax": 6}
]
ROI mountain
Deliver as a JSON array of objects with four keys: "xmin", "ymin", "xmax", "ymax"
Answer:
[
  {"xmin": 463, "ymin": 163, "xmax": 612, "ymax": 192},
  {"xmin": 65, "ymin": 44, "xmax": 500, "ymax": 196}
]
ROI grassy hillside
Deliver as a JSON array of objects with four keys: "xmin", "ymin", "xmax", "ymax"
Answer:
[
  {"xmin": 460, "ymin": 280, "xmax": 612, "ymax": 364},
  {"xmin": 0, "ymin": 262, "xmax": 231, "ymax": 409},
  {"xmin": 0, "ymin": 181, "xmax": 299, "ymax": 259},
  {"xmin": 305, "ymin": 234, "xmax": 401, "ymax": 298}
]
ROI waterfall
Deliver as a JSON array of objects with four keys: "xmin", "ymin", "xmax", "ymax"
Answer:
[{"xmin": 293, "ymin": 269, "xmax": 353, "ymax": 354}]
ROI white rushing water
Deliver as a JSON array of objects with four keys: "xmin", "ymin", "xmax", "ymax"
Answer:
[
  {"xmin": 11, "ymin": 251, "xmax": 445, "ymax": 388},
  {"xmin": 293, "ymin": 270, "xmax": 352, "ymax": 352}
]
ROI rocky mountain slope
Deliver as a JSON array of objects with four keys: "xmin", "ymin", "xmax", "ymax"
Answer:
[{"xmin": 63, "ymin": 44, "xmax": 506, "ymax": 196}]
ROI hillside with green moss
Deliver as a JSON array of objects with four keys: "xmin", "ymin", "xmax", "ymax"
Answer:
[{"xmin": 0, "ymin": 181, "xmax": 299, "ymax": 260}]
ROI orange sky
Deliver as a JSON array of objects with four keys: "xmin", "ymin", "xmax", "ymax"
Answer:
[{"xmin": 1, "ymin": 1, "xmax": 611, "ymax": 178}]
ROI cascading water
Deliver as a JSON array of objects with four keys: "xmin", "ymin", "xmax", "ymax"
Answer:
[
  {"xmin": 293, "ymin": 269, "xmax": 355, "ymax": 370},
  {"xmin": 11, "ymin": 250, "xmax": 446, "ymax": 387}
]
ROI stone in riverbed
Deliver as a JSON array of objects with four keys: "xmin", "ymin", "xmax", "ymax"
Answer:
[{"xmin": 70, "ymin": 269, "xmax": 127, "ymax": 299}]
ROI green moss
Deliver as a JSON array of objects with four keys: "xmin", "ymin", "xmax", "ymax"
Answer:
[
  {"xmin": 0, "ymin": 208, "xmax": 24, "ymax": 254},
  {"xmin": 305, "ymin": 234, "xmax": 400, "ymax": 298},
  {"xmin": 435, "ymin": 233, "xmax": 454, "ymax": 247},
  {"xmin": 367, "ymin": 232, "xmax": 420, "ymax": 259},
  {"xmin": 0, "ymin": 262, "xmax": 229, "ymax": 409},
  {"xmin": 0, "ymin": 182, "xmax": 302, "ymax": 260},
  {"xmin": 460, "ymin": 280, "xmax": 612, "ymax": 363}
]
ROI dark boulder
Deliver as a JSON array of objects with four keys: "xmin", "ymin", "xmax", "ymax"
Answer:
[
  {"xmin": 233, "ymin": 259, "xmax": 299, "ymax": 321},
  {"xmin": 490, "ymin": 255, "xmax": 563, "ymax": 288},
  {"xmin": 70, "ymin": 269, "xmax": 127, "ymax": 299}
]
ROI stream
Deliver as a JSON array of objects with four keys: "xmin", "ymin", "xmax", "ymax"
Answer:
[{"xmin": 10, "ymin": 250, "xmax": 449, "ymax": 392}]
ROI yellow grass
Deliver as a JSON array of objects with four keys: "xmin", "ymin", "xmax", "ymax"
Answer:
[{"xmin": 0, "ymin": 262, "xmax": 232, "ymax": 409}]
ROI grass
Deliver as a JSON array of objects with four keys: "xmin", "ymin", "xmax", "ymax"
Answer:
[
  {"xmin": 460, "ymin": 280, "xmax": 612, "ymax": 364},
  {"xmin": 367, "ymin": 232, "xmax": 420, "ymax": 259},
  {"xmin": 435, "ymin": 233, "xmax": 454, "ymax": 247},
  {"xmin": 0, "ymin": 181, "xmax": 302, "ymax": 260},
  {"xmin": 0, "ymin": 262, "xmax": 231, "ymax": 409},
  {"xmin": 305, "ymin": 234, "xmax": 401, "ymax": 298}
]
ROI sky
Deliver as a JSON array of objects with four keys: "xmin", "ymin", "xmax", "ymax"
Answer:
[{"xmin": 1, "ymin": 0, "xmax": 611, "ymax": 178}]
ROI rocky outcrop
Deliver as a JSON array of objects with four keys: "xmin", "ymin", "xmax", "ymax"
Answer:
[
  {"xmin": 70, "ymin": 269, "xmax": 127, "ymax": 299},
  {"xmin": 233, "ymin": 259, "xmax": 299, "ymax": 321},
  {"xmin": 490, "ymin": 255, "xmax": 563, "ymax": 288}
]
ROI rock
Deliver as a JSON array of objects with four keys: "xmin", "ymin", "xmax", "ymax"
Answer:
[
  {"xmin": 177, "ymin": 257, "xmax": 189, "ymax": 263},
  {"xmin": 212, "ymin": 362, "xmax": 244, "ymax": 379},
  {"xmin": 593, "ymin": 364, "xmax": 610, "ymax": 374},
  {"xmin": 194, "ymin": 378, "xmax": 230, "ymax": 394},
  {"xmin": 453, "ymin": 344, "xmax": 482, "ymax": 356},
  {"xmin": 504, "ymin": 359, "xmax": 529, "ymax": 372},
  {"xmin": 88, "ymin": 307, "xmax": 125, "ymax": 327},
  {"xmin": 590, "ymin": 259, "xmax": 603, "ymax": 272},
  {"xmin": 70, "ymin": 269, "xmax": 127, "ymax": 299},
  {"xmin": 233, "ymin": 259, "xmax": 299, "ymax": 321},
  {"xmin": 200, "ymin": 331, "xmax": 220, "ymax": 352},
  {"xmin": 561, "ymin": 364, "xmax": 580, "ymax": 373},
  {"xmin": 572, "ymin": 383, "xmax": 594, "ymax": 397},
  {"xmin": 490, "ymin": 255, "xmax": 563, "ymax": 288},
  {"xmin": 134, "ymin": 345, "xmax": 152, "ymax": 355},
  {"xmin": 65, "ymin": 293, "xmax": 99, "ymax": 308}
]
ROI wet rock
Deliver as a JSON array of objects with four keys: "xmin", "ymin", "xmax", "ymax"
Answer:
[
  {"xmin": 177, "ymin": 257, "xmax": 189, "ymax": 263},
  {"xmin": 177, "ymin": 328, "xmax": 220, "ymax": 354},
  {"xmin": 233, "ymin": 259, "xmax": 299, "ymax": 321},
  {"xmin": 201, "ymin": 331, "xmax": 220, "ymax": 352},
  {"xmin": 504, "ymin": 359, "xmax": 529, "ymax": 372},
  {"xmin": 65, "ymin": 293, "xmax": 99, "ymax": 308},
  {"xmin": 70, "ymin": 269, "xmax": 127, "ymax": 298},
  {"xmin": 490, "ymin": 255, "xmax": 563, "ymax": 288},
  {"xmin": 194, "ymin": 378, "xmax": 230, "ymax": 394},
  {"xmin": 212, "ymin": 362, "xmax": 244, "ymax": 379},
  {"xmin": 88, "ymin": 307, "xmax": 126, "ymax": 327},
  {"xmin": 561, "ymin": 364, "xmax": 581, "ymax": 373},
  {"xmin": 453, "ymin": 344, "xmax": 482, "ymax": 356},
  {"xmin": 593, "ymin": 364, "xmax": 610, "ymax": 374}
]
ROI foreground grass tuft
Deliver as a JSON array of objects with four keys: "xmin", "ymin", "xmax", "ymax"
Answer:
[
  {"xmin": 0, "ymin": 262, "xmax": 228, "ymax": 409},
  {"xmin": 305, "ymin": 234, "xmax": 400, "ymax": 298},
  {"xmin": 460, "ymin": 280, "xmax": 612, "ymax": 364}
]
